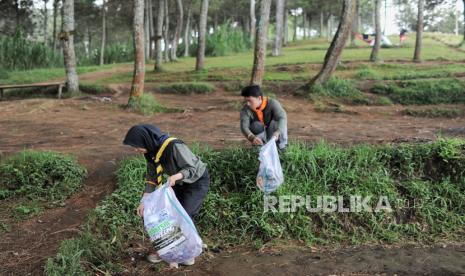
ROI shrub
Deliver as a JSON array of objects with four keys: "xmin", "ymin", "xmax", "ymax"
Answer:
[
  {"xmin": 157, "ymin": 82, "xmax": 215, "ymax": 95},
  {"xmin": 0, "ymin": 150, "xmax": 87, "ymax": 201},
  {"xmin": 127, "ymin": 93, "xmax": 166, "ymax": 115},
  {"xmin": 372, "ymin": 79, "xmax": 465, "ymax": 105}
]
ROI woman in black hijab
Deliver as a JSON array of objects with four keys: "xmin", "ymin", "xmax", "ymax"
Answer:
[{"xmin": 123, "ymin": 124, "xmax": 209, "ymax": 265}]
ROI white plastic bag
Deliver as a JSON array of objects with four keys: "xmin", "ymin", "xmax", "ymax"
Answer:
[
  {"xmin": 256, "ymin": 137, "xmax": 284, "ymax": 194},
  {"xmin": 142, "ymin": 183, "xmax": 203, "ymax": 263}
]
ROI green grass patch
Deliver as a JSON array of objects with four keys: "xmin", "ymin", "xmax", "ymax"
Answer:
[
  {"xmin": 157, "ymin": 82, "xmax": 215, "ymax": 95},
  {"xmin": 12, "ymin": 202, "xmax": 44, "ymax": 220},
  {"xmin": 46, "ymin": 156, "xmax": 147, "ymax": 274},
  {"xmin": 0, "ymin": 83, "xmax": 113, "ymax": 100},
  {"xmin": 385, "ymin": 70, "xmax": 453, "ymax": 80},
  {"xmin": 45, "ymin": 239, "xmax": 88, "ymax": 276},
  {"xmin": 0, "ymin": 64, "xmax": 121, "ymax": 85},
  {"xmin": 94, "ymin": 33, "xmax": 465, "ymax": 86},
  {"xmin": 309, "ymin": 77, "xmax": 371, "ymax": 105},
  {"xmin": 310, "ymin": 77, "xmax": 362, "ymax": 97},
  {"xmin": 350, "ymin": 62, "xmax": 465, "ymax": 81},
  {"xmin": 79, "ymin": 83, "xmax": 114, "ymax": 95},
  {"xmin": 372, "ymin": 79, "xmax": 465, "ymax": 105},
  {"xmin": 375, "ymin": 96, "xmax": 394, "ymax": 106},
  {"xmin": 0, "ymin": 86, "xmax": 60, "ymax": 100},
  {"xmin": 222, "ymin": 81, "xmax": 247, "ymax": 93},
  {"xmin": 127, "ymin": 93, "xmax": 169, "ymax": 116},
  {"xmin": 0, "ymin": 221, "xmax": 11, "ymax": 233},
  {"xmin": 47, "ymin": 138, "xmax": 465, "ymax": 274},
  {"xmin": 354, "ymin": 67, "xmax": 382, "ymax": 80},
  {"xmin": 0, "ymin": 150, "xmax": 87, "ymax": 201},
  {"xmin": 403, "ymin": 107, "xmax": 462, "ymax": 118}
]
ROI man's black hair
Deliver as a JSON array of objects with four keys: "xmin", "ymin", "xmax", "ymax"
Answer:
[{"xmin": 241, "ymin": 85, "xmax": 263, "ymax": 97}]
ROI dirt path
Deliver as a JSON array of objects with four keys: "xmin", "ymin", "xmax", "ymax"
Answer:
[
  {"xmin": 0, "ymin": 156, "xmax": 116, "ymax": 275},
  {"xmin": 148, "ymin": 243, "xmax": 465, "ymax": 276},
  {"xmin": 1, "ymin": 83, "xmax": 465, "ymax": 275}
]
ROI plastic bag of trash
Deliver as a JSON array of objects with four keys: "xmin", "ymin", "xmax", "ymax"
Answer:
[
  {"xmin": 142, "ymin": 183, "xmax": 203, "ymax": 263},
  {"xmin": 256, "ymin": 137, "xmax": 284, "ymax": 194}
]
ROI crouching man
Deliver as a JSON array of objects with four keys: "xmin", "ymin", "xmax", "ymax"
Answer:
[{"xmin": 240, "ymin": 85, "xmax": 288, "ymax": 149}]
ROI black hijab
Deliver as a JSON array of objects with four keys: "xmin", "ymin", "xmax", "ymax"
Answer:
[{"xmin": 123, "ymin": 124, "xmax": 169, "ymax": 160}]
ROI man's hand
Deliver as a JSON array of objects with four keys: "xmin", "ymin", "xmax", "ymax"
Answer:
[
  {"xmin": 168, "ymin": 173, "xmax": 183, "ymax": 186},
  {"xmin": 272, "ymin": 131, "xmax": 280, "ymax": 141},
  {"xmin": 252, "ymin": 137, "xmax": 264, "ymax": 146}
]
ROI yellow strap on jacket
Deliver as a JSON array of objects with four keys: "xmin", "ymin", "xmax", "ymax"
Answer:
[{"xmin": 148, "ymin": 137, "xmax": 177, "ymax": 187}]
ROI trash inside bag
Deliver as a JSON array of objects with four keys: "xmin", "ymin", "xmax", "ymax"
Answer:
[
  {"xmin": 256, "ymin": 137, "xmax": 284, "ymax": 194},
  {"xmin": 142, "ymin": 183, "xmax": 203, "ymax": 263}
]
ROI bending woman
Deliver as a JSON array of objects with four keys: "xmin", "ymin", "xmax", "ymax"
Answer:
[{"xmin": 123, "ymin": 124, "xmax": 209, "ymax": 265}]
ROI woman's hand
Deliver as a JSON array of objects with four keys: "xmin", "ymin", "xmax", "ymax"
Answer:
[
  {"xmin": 137, "ymin": 203, "xmax": 144, "ymax": 217},
  {"xmin": 137, "ymin": 193, "xmax": 149, "ymax": 217},
  {"xmin": 168, "ymin": 173, "xmax": 183, "ymax": 186}
]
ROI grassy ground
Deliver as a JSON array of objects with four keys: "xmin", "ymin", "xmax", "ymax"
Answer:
[
  {"xmin": 90, "ymin": 33, "xmax": 465, "ymax": 86},
  {"xmin": 3, "ymin": 33, "xmax": 465, "ymax": 88},
  {"xmin": 0, "ymin": 63, "xmax": 125, "ymax": 85},
  {"xmin": 0, "ymin": 150, "xmax": 87, "ymax": 222},
  {"xmin": 5, "ymin": 32, "xmax": 465, "ymax": 275},
  {"xmin": 45, "ymin": 139, "xmax": 465, "ymax": 275}
]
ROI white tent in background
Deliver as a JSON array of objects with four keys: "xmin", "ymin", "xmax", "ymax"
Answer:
[{"xmin": 370, "ymin": 35, "xmax": 392, "ymax": 47}]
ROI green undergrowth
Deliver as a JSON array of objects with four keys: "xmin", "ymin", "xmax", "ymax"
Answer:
[{"xmin": 46, "ymin": 139, "xmax": 465, "ymax": 274}]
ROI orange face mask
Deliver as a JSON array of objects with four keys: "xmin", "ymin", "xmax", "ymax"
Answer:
[{"xmin": 253, "ymin": 97, "xmax": 268, "ymax": 125}]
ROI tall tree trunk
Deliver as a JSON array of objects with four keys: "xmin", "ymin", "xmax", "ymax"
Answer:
[
  {"xmin": 244, "ymin": 16, "xmax": 250, "ymax": 34},
  {"xmin": 370, "ymin": 0, "xmax": 381, "ymax": 61},
  {"xmin": 184, "ymin": 1, "xmax": 192, "ymax": 57},
  {"xmin": 194, "ymin": 21, "xmax": 198, "ymax": 43},
  {"xmin": 272, "ymin": 0, "xmax": 284, "ymax": 56},
  {"xmin": 303, "ymin": 10, "xmax": 307, "ymax": 40},
  {"xmin": 462, "ymin": 0, "xmax": 465, "ymax": 41},
  {"xmin": 250, "ymin": 0, "xmax": 272, "ymax": 85},
  {"xmin": 308, "ymin": 14, "xmax": 312, "ymax": 38},
  {"xmin": 62, "ymin": 0, "xmax": 79, "ymax": 94},
  {"xmin": 145, "ymin": 0, "xmax": 150, "ymax": 59},
  {"xmin": 250, "ymin": 0, "xmax": 256, "ymax": 42},
  {"xmin": 129, "ymin": 0, "xmax": 146, "ymax": 105},
  {"xmin": 320, "ymin": 11, "xmax": 324, "ymax": 38},
  {"xmin": 327, "ymin": 15, "xmax": 332, "ymax": 42},
  {"xmin": 372, "ymin": 1, "xmax": 375, "ymax": 28},
  {"xmin": 293, "ymin": 11, "xmax": 297, "ymax": 41},
  {"xmin": 100, "ymin": 0, "xmax": 106, "ymax": 66},
  {"xmin": 413, "ymin": 0, "xmax": 423, "ymax": 62},
  {"xmin": 14, "ymin": 0, "xmax": 20, "ymax": 30},
  {"xmin": 455, "ymin": 2, "xmax": 459, "ymax": 35},
  {"xmin": 350, "ymin": 0, "xmax": 359, "ymax": 46},
  {"xmin": 283, "ymin": 0, "xmax": 288, "ymax": 46},
  {"xmin": 154, "ymin": 0, "xmax": 164, "ymax": 71},
  {"xmin": 213, "ymin": 13, "xmax": 218, "ymax": 30},
  {"xmin": 163, "ymin": 0, "xmax": 170, "ymax": 62},
  {"xmin": 52, "ymin": 0, "xmax": 58, "ymax": 51},
  {"xmin": 43, "ymin": 0, "xmax": 49, "ymax": 45},
  {"xmin": 149, "ymin": 0, "xmax": 154, "ymax": 59},
  {"xmin": 195, "ymin": 0, "xmax": 209, "ymax": 71},
  {"xmin": 87, "ymin": 26, "xmax": 92, "ymax": 58},
  {"xmin": 308, "ymin": 0, "xmax": 356, "ymax": 86},
  {"xmin": 171, "ymin": 0, "xmax": 183, "ymax": 61}
]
